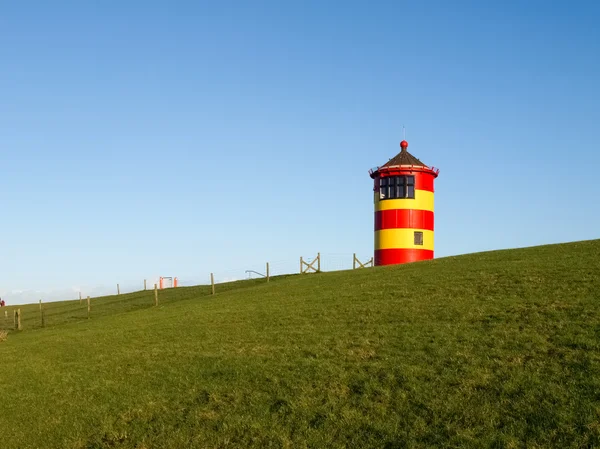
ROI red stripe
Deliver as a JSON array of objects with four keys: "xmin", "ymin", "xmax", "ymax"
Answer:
[
  {"xmin": 415, "ymin": 173, "xmax": 434, "ymax": 192},
  {"xmin": 377, "ymin": 171, "xmax": 435, "ymax": 192},
  {"xmin": 375, "ymin": 209, "xmax": 434, "ymax": 231},
  {"xmin": 375, "ymin": 249, "xmax": 434, "ymax": 265}
]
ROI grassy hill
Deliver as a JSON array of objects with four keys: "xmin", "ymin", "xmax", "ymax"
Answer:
[{"xmin": 0, "ymin": 239, "xmax": 599, "ymax": 448}]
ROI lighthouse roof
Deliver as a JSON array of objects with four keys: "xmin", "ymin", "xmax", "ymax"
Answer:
[
  {"xmin": 369, "ymin": 140, "xmax": 439, "ymax": 179},
  {"xmin": 381, "ymin": 147, "xmax": 427, "ymax": 168},
  {"xmin": 381, "ymin": 141, "xmax": 427, "ymax": 168}
]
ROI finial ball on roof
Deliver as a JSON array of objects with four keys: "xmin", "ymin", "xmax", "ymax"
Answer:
[{"xmin": 400, "ymin": 140, "xmax": 408, "ymax": 149}]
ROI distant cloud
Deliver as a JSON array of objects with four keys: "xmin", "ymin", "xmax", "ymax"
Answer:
[
  {"xmin": 214, "ymin": 276, "xmax": 243, "ymax": 284},
  {"xmin": 1, "ymin": 274, "xmax": 237, "ymax": 306},
  {"xmin": 1, "ymin": 277, "xmax": 159, "ymax": 305}
]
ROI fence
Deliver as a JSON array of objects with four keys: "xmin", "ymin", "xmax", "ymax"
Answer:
[{"xmin": 0, "ymin": 252, "xmax": 375, "ymax": 334}]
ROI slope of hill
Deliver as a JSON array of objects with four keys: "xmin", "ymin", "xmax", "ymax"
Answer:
[{"xmin": 0, "ymin": 239, "xmax": 599, "ymax": 448}]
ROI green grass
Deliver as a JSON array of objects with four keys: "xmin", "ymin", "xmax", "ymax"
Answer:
[
  {"xmin": 0, "ymin": 275, "xmax": 297, "ymax": 333},
  {"xmin": 1, "ymin": 239, "xmax": 599, "ymax": 448}
]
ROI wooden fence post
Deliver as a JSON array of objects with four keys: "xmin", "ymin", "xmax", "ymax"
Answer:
[
  {"xmin": 17, "ymin": 309, "xmax": 21, "ymax": 330},
  {"xmin": 117, "ymin": 284, "xmax": 120, "ymax": 295},
  {"xmin": 79, "ymin": 292, "xmax": 82, "ymax": 304},
  {"xmin": 13, "ymin": 310, "xmax": 17, "ymax": 329},
  {"xmin": 154, "ymin": 284, "xmax": 158, "ymax": 306},
  {"xmin": 353, "ymin": 253, "xmax": 356, "ymax": 269},
  {"xmin": 144, "ymin": 279, "xmax": 147, "ymax": 291},
  {"xmin": 317, "ymin": 252, "xmax": 321, "ymax": 272},
  {"xmin": 266, "ymin": 262, "xmax": 270, "ymax": 282},
  {"xmin": 300, "ymin": 257, "xmax": 303, "ymax": 274},
  {"xmin": 39, "ymin": 299, "xmax": 42, "ymax": 311},
  {"xmin": 87, "ymin": 296, "xmax": 91, "ymax": 319},
  {"xmin": 211, "ymin": 273, "xmax": 215, "ymax": 295}
]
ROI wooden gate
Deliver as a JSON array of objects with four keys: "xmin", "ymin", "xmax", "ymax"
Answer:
[
  {"xmin": 353, "ymin": 253, "xmax": 373, "ymax": 269},
  {"xmin": 300, "ymin": 253, "xmax": 321, "ymax": 274}
]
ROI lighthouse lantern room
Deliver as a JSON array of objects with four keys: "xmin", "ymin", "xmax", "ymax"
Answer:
[{"xmin": 369, "ymin": 140, "xmax": 439, "ymax": 266}]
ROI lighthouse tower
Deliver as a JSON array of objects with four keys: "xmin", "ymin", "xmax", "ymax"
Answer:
[{"xmin": 369, "ymin": 140, "xmax": 439, "ymax": 266}]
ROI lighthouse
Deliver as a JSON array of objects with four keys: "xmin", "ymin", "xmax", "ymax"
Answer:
[{"xmin": 369, "ymin": 140, "xmax": 439, "ymax": 266}]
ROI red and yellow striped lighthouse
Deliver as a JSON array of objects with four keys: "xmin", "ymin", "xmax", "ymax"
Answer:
[{"xmin": 369, "ymin": 140, "xmax": 439, "ymax": 265}]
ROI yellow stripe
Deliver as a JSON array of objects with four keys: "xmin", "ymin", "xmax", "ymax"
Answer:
[
  {"xmin": 375, "ymin": 229, "xmax": 434, "ymax": 251},
  {"xmin": 374, "ymin": 190, "xmax": 434, "ymax": 212}
]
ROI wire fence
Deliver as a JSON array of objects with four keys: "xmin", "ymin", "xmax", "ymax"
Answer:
[{"xmin": 0, "ymin": 252, "xmax": 374, "ymax": 333}]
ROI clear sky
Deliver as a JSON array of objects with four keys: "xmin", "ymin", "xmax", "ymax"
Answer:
[{"xmin": 1, "ymin": 1, "xmax": 599, "ymax": 304}]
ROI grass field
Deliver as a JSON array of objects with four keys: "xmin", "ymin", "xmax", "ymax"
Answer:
[{"xmin": 1, "ymin": 239, "xmax": 599, "ymax": 448}]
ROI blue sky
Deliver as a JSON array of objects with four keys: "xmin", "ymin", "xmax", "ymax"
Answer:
[{"xmin": 1, "ymin": 1, "xmax": 599, "ymax": 304}]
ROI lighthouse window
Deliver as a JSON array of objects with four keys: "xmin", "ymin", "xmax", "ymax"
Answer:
[
  {"xmin": 379, "ymin": 175, "xmax": 415, "ymax": 199},
  {"xmin": 395, "ymin": 177, "xmax": 405, "ymax": 198},
  {"xmin": 414, "ymin": 231, "xmax": 424, "ymax": 246},
  {"xmin": 407, "ymin": 176, "xmax": 415, "ymax": 198}
]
